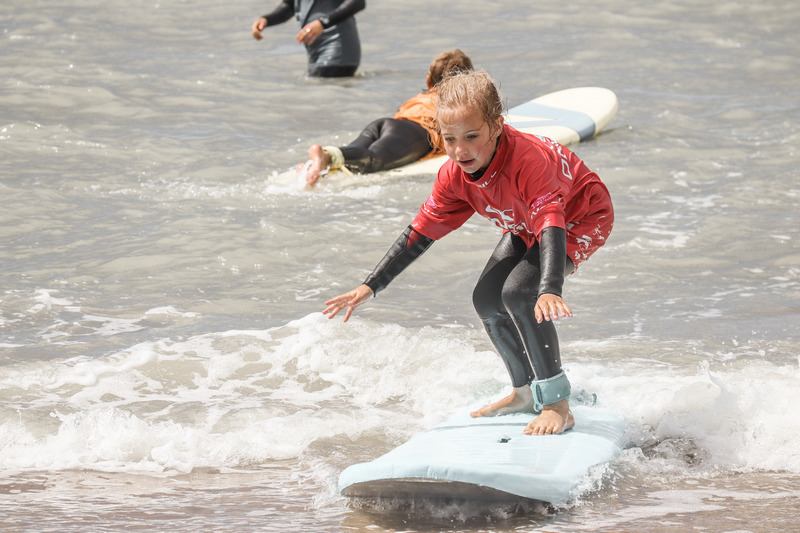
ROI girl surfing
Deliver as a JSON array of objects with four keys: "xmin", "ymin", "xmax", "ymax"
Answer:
[{"xmin": 323, "ymin": 70, "xmax": 614, "ymax": 435}]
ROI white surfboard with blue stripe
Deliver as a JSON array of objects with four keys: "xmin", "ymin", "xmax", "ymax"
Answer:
[
  {"xmin": 339, "ymin": 404, "xmax": 625, "ymax": 504},
  {"xmin": 390, "ymin": 86, "xmax": 618, "ymax": 176}
]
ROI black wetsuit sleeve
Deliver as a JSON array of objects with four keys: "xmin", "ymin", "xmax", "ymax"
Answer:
[
  {"xmin": 324, "ymin": 0, "xmax": 366, "ymax": 27},
  {"xmin": 538, "ymin": 226, "xmax": 568, "ymax": 298},
  {"xmin": 363, "ymin": 225, "xmax": 434, "ymax": 296},
  {"xmin": 262, "ymin": 0, "xmax": 294, "ymax": 25}
]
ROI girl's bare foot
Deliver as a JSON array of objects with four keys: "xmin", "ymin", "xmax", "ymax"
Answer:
[
  {"xmin": 304, "ymin": 145, "xmax": 330, "ymax": 186},
  {"xmin": 523, "ymin": 398, "xmax": 574, "ymax": 435},
  {"xmin": 470, "ymin": 385, "xmax": 534, "ymax": 417}
]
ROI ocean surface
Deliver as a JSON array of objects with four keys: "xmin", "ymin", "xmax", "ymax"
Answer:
[{"xmin": 2, "ymin": 0, "xmax": 799, "ymax": 531}]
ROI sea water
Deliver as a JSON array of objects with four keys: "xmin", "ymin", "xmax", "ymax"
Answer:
[{"xmin": 1, "ymin": 0, "xmax": 799, "ymax": 531}]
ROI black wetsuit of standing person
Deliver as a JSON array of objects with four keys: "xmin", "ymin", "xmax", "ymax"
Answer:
[{"xmin": 254, "ymin": 0, "xmax": 365, "ymax": 77}]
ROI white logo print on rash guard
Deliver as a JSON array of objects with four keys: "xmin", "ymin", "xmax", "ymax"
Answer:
[{"xmin": 484, "ymin": 205, "xmax": 531, "ymax": 235}]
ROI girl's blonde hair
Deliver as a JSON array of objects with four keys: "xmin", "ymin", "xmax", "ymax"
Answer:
[{"xmin": 435, "ymin": 69, "xmax": 505, "ymax": 134}]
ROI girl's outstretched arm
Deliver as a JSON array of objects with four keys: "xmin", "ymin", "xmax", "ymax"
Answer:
[{"xmin": 323, "ymin": 225, "xmax": 434, "ymax": 322}]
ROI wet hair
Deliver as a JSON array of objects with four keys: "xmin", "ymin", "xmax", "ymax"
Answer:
[
  {"xmin": 435, "ymin": 69, "xmax": 505, "ymax": 135},
  {"xmin": 427, "ymin": 49, "xmax": 474, "ymax": 87}
]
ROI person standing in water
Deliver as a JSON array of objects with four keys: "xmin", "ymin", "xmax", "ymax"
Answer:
[
  {"xmin": 251, "ymin": 0, "xmax": 365, "ymax": 78},
  {"xmin": 323, "ymin": 70, "xmax": 614, "ymax": 435},
  {"xmin": 302, "ymin": 49, "xmax": 473, "ymax": 186}
]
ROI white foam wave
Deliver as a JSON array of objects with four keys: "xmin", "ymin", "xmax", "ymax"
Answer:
[
  {"xmin": 585, "ymin": 358, "xmax": 800, "ymax": 474},
  {"xmin": 1, "ymin": 314, "xmax": 798, "ymax": 483}
]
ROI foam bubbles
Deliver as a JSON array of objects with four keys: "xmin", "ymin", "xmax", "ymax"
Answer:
[{"xmin": 1, "ymin": 311, "xmax": 799, "ymax": 507}]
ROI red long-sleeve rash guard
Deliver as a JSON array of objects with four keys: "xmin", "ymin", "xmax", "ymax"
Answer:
[{"xmin": 362, "ymin": 125, "xmax": 613, "ymax": 296}]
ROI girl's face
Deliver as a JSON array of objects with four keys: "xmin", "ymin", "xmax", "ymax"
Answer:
[{"xmin": 439, "ymin": 106, "xmax": 503, "ymax": 175}]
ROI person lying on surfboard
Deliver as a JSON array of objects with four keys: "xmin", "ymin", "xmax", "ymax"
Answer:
[
  {"xmin": 323, "ymin": 69, "xmax": 614, "ymax": 436},
  {"xmin": 301, "ymin": 49, "xmax": 473, "ymax": 187}
]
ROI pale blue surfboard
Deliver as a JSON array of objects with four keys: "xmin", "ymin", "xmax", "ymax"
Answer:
[
  {"xmin": 390, "ymin": 86, "xmax": 618, "ymax": 177},
  {"xmin": 339, "ymin": 405, "xmax": 625, "ymax": 504}
]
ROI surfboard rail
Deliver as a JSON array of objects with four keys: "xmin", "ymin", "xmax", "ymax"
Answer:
[{"xmin": 339, "ymin": 405, "xmax": 625, "ymax": 504}]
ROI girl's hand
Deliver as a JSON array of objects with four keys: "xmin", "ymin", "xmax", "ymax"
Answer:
[
  {"xmin": 535, "ymin": 294, "xmax": 573, "ymax": 323},
  {"xmin": 323, "ymin": 284, "xmax": 373, "ymax": 322}
]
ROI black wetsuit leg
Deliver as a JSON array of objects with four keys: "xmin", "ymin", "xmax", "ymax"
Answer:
[
  {"xmin": 473, "ymin": 232, "xmax": 532, "ymax": 387},
  {"xmin": 340, "ymin": 118, "xmax": 432, "ymax": 173},
  {"xmin": 473, "ymin": 232, "xmax": 575, "ymax": 388}
]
